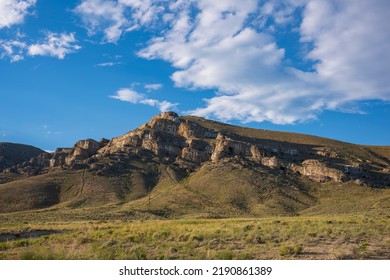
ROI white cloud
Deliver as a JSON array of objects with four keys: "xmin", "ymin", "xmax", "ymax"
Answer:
[
  {"xmin": 74, "ymin": 0, "xmax": 125, "ymax": 42},
  {"xmin": 78, "ymin": 0, "xmax": 390, "ymax": 124},
  {"xmin": 110, "ymin": 88, "xmax": 177, "ymax": 112},
  {"xmin": 138, "ymin": 0, "xmax": 309, "ymax": 123},
  {"xmin": 111, "ymin": 88, "xmax": 144, "ymax": 103},
  {"xmin": 300, "ymin": 0, "xmax": 390, "ymax": 103},
  {"xmin": 0, "ymin": 39, "xmax": 26, "ymax": 62},
  {"xmin": 140, "ymin": 0, "xmax": 390, "ymax": 123},
  {"xmin": 27, "ymin": 32, "xmax": 81, "ymax": 59},
  {"xmin": 157, "ymin": 100, "xmax": 178, "ymax": 112},
  {"xmin": 1, "ymin": 32, "xmax": 81, "ymax": 62},
  {"xmin": 144, "ymin": 83, "xmax": 162, "ymax": 91},
  {"xmin": 0, "ymin": 0, "xmax": 36, "ymax": 29},
  {"xmin": 0, "ymin": 1, "xmax": 41, "ymax": 63},
  {"xmin": 74, "ymin": 0, "xmax": 163, "ymax": 43}
]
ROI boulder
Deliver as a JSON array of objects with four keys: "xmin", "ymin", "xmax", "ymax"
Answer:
[{"xmin": 261, "ymin": 156, "xmax": 281, "ymax": 168}]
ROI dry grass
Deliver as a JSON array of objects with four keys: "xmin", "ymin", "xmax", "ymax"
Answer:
[{"xmin": 0, "ymin": 214, "xmax": 388, "ymax": 260}]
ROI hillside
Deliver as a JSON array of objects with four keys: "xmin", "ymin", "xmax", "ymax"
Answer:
[
  {"xmin": 0, "ymin": 143, "xmax": 46, "ymax": 173},
  {"xmin": 0, "ymin": 112, "xmax": 389, "ymax": 218}
]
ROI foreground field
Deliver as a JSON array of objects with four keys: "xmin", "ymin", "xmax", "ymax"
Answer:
[{"xmin": 0, "ymin": 213, "xmax": 388, "ymax": 260}]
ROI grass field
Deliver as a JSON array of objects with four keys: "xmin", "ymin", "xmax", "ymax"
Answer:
[{"xmin": 0, "ymin": 213, "xmax": 388, "ymax": 260}]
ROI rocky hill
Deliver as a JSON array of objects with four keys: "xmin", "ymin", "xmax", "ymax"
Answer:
[
  {"xmin": 0, "ymin": 143, "xmax": 46, "ymax": 173},
  {"xmin": 0, "ymin": 112, "xmax": 389, "ymax": 217}
]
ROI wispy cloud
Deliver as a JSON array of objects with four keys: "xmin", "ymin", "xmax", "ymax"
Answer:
[
  {"xmin": 110, "ymin": 88, "xmax": 177, "ymax": 112},
  {"xmin": 95, "ymin": 53, "xmax": 123, "ymax": 67},
  {"xmin": 0, "ymin": 0, "xmax": 36, "ymax": 29},
  {"xmin": 28, "ymin": 32, "xmax": 81, "ymax": 59},
  {"xmin": 95, "ymin": 61, "xmax": 123, "ymax": 67},
  {"xmin": 74, "ymin": 0, "xmax": 163, "ymax": 43},
  {"xmin": 0, "ymin": 39, "xmax": 26, "ymax": 62},
  {"xmin": 42, "ymin": 124, "xmax": 62, "ymax": 135},
  {"xmin": 1, "ymin": 32, "xmax": 81, "ymax": 61},
  {"xmin": 144, "ymin": 83, "xmax": 163, "ymax": 91}
]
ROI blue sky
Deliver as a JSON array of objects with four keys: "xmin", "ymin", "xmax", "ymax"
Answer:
[{"xmin": 0, "ymin": 0, "xmax": 389, "ymax": 151}]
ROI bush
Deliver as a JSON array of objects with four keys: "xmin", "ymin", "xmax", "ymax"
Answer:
[
  {"xmin": 20, "ymin": 251, "xmax": 37, "ymax": 260},
  {"xmin": 245, "ymin": 233, "xmax": 266, "ymax": 244},
  {"xmin": 216, "ymin": 250, "xmax": 234, "ymax": 260},
  {"xmin": 130, "ymin": 246, "xmax": 147, "ymax": 260},
  {"xmin": 0, "ymin": 243, "xmax": 8, "ymax": 251},
  {"xmin": 279, "ymin": 244, "xmax": 303, "ymax": 257},
  {"xmin": 191, "ymin": 235, "xmax": 204, "ymax": 242},
  {"xmin": 229, "ymin": 192, "xmax": 248, "ymax": 210}
]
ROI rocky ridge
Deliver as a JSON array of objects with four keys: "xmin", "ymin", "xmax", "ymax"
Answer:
[
  {"xmin": 3, "ymin": 112, "xmax": 390, "ymax": 187},
  {"xmin": 0, "ymin": 143, "xmax": 46, "ymax": 173}
]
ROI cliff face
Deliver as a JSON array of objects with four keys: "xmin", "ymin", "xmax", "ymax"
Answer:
[
  {"xmin": 3, "ymin": 112, "xmax": 390, "ymax": 187},
  {"xmin": 289, "ymin": 160, "xmax": 346, "ymax": 183}
]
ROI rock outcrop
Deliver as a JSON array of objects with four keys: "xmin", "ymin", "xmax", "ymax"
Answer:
[{"xmin": 289, "ymin": 160, "xmax": 346, "ymax": 182}]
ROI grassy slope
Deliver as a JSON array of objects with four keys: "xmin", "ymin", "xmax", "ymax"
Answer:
[
  {"xmin": 0, "ymin": 169, "xmax": 155, "ymax": 213},
  {"xmin": 1, "ymin": 161, "xmax": 389, "ymax": 217},
  {"xmin": 183, "ymin": 162, "xmax": 316, "ymax": 216},
  {"xmin": 108, "ymin": 161, "xmax": 390, "ymax": 218},
  {"xmin": 301, "ymin": 181, "xmax": 390, "ymax": 216}
]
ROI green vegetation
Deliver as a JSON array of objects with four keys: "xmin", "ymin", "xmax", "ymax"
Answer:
[{"xmin": 279, "ymin": 244, "xmax": 303, "ymax": 257}]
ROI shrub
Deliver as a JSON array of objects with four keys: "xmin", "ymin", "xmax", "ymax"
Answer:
[
  {"xmin": 0, "ymin": 243, "xmax": 8, "ymax": 251},
  {"xmin": 191, "ymin": 235, "xmax": 204, "ymax": 242},
  {"xmin": 245, "ymin": 233, "xmax": 266, "ymax": 244},
  {"xmin": 130, "ymin": 246, "xmax": 147, "ymax": 260},
  {"xmin": 216, "ymin": 250, "xmax": 234, "ymax": 260},
  {"xmin": 20, "ymin": 251, "xmax": 37, "ymax": 260},
  {"xmin": 229, "ymin": 192, "xmax": 248, "ymax": 211},
  {"xmin": 237, "ymin": 252, "xmax": 253, "ymax": 260},
  {"xmin": 279, "ymin": 244, "xmax": 303, "ymax": 257}
]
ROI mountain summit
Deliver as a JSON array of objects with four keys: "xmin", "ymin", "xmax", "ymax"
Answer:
[{"xmin": 1, "ymin": 112, "xmax": 389, "ymax": 217}]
